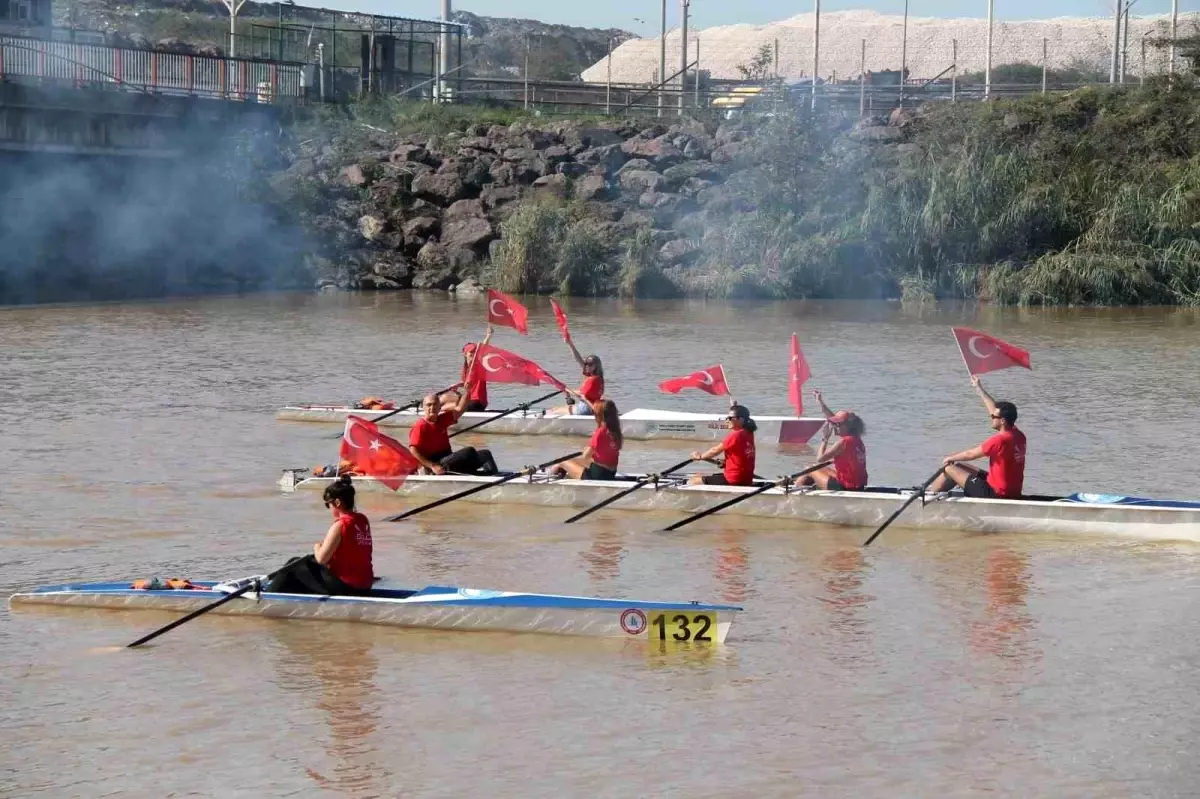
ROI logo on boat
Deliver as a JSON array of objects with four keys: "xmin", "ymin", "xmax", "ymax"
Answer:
[{"xmin": 620, "ymin": 608, "xmax": 648, "ymax": 635}]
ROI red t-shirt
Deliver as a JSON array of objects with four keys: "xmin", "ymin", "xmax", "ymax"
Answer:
[
  {"xmin": 579, "ymin": 375, "xmax": 604, "ymax": 404},
  {"xmin": 589, "ymin": 425, "xmax": 620, "ymax": 470},
  {"xmin": 409, "ymin": 411, "xmax": 457, "ymax": 458},
  {"xmin": 982, "ymin": 427, "xmax": 1026, "ymax": 499},
  {"xmin": 328, "ymin": 510, "xmax": 374, "ymax": 590},
  {"xmin": 722, "ymin": 428, "xmax": 756, "ymax": 486},
  {"xmin": 832, "ymin": 435, "xmax": 868, "ymax": 490},
  {"xmin": 461, "ymin": 364, "xmax": 487, "ymax": 407}
]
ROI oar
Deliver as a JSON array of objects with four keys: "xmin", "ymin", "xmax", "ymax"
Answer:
[
  {"xmin": 563, "ymin": 458, "xmax": 699, "ymax": 524},
  {"xmin": 662, "ymin": 460, "xmax": 834, "ymax": 532},
  {"xmin": 127, "ymin": 570, "xmax": 283, "ymax": 648},
  {"xmin": 861, "ymin": 467, "xmax": 946, "ymax": 547},
  {"xmin": 384, "ymin": 451, "xmax": 582, "ymax": 522},
  {"xmin": 449, "ymin": 389, "xmax": 563, "ymax": 438},
  {"xmin": 325, "ymin": 384, "xmax": 458, "ymax": 439}
]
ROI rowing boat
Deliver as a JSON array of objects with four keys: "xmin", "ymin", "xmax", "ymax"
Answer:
[
  {"xmin": 276, "ymin": 405, "xmax": 826, "ymax": 444},
  {"xmin": 279, "ymin": 470, "xmax": 1200, "ymax": 543},
  {"xmin": 10, "ymin": 577, "xmax": 741, "ymax": 643}
]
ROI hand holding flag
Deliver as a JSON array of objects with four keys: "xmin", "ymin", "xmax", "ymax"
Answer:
[
  {"xmin": 550, "ymin": 298, "xmax": 571, "ymax": 343},
  {"xmin": 487, "ymin": 289, "xmax": 529, "ymax": 335},
  {"xmin": 659, "ymin": 365, "xmax": 731, "ymax": 396},
  {"xmin": 340, "ymin": 416, "xmax": 421, "ymax": 490},
  {"xmin": 788, "ymin": 333, "xmax": 811, "ymax": 416},
  {"xmin": 951, "ymin": 327, "xmax": 1032, "ymax": 376}
]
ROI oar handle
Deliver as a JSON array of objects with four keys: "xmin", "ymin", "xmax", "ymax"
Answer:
[
  {"xmin": 861, "ymin": 467, "xmax": 946, "ymax": 547},
  {"xmin": 662, "ymin": 460, "xmax": 833, "ymax": 532},
  {"xmin": 386, "ymin": 450, "xmax": 582, "ymax": 522},
  {"xmin": 562, "ymin": 457, "xmax": 697, "ymax": 524},
  {"xmin": 449, "ymin": 389, "xmax": 564, "ymax": 438}
]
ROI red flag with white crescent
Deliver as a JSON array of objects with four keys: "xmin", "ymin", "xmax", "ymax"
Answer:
[
  {"xmin": 339, "ymin": 416, "xmax": 420, "ymax": 491},
  {"xmin": 788, "ymin": 333, "xmax": 811, "ymax": 416},
  {"xmin": 470, "ymin": 344, "xmax": 567, "ymax": 390},
  {"xmin": 658, "ymin": 364, "xmax": 731, "ymax": 396},
  {"xmin": 550, "ymin": 298, "xmax": 571, "ymax": 342},
  {"xmin": 487, "ymin": 289, "xmax": 529, "ymax": 335},
  {"xmin": 951, "ymin": 327, "xmax": 1032, "ymax": 376}
]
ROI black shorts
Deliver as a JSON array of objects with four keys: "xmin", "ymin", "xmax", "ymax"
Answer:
[
  {"xmin": 702, "ymin": 474, "xmax": 757, "ymax": 487},
  {"xmin": 825, "ymin": 477, "xmax": 846, "ymax": 491},
  {"xmin": 582, "ymin": 463, "xmax": 617, "ymax": 481},
  {"xmin": 464, "ymin": 400, "xmax": 487, "ymax": 412},
  {"xmin": 963, "ymin": 471, "xmax": 998, "ymax": 499}
]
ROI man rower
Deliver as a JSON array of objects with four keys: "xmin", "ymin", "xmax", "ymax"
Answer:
[
  {"xmin": 411, "ymin": 329, "xmax": 499, "ymax": 476},
  {"xmin": 927, "ymin": 375, "xmax": 1026, "ymax": 499}
]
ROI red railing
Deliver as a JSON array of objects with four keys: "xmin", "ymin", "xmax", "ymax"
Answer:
[{"xmin": 0, "ymin": 34, "xmax": 302, "ymax": 103}]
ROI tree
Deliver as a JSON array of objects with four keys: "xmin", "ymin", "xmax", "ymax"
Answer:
[{"xmin": 735, "ymin": 43, "xmax": 774, "ymax": 81}]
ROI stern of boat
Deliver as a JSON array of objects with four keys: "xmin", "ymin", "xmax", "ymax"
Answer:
[{"xmin": 278, "ymin": 468, "xmax": 306, "ymax": 493}]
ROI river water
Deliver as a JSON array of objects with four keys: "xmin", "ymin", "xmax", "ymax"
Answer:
[{"xmin": 4, "ymin": 292, "xmax": 1200, "ymax": 798}]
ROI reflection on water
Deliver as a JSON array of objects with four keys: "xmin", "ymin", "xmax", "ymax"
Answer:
[
  {"xmin": 816, "ymin": 547, "xmax": 876, "ymax": 668},
  {"xmin": 714, "ymin": 531, "xmax": 750, "ymax": 604},
  {"xmin": 968, "ymin": 547, "xmax": 1039, "ymax": 668},
  {"xmin": 581, "ymin": 523, "xmax": 626, "ymax": 584}
]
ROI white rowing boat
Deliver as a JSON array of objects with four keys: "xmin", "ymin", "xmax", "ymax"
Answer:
[
  {"xmin": 10, "ymin": 577, "xmax": 740, "ymax": 643},
  {"xmin": 279, "ymin": 470, "xmax": 1200, "ymax": 543},
  {"xmin": 275, "ymin": 405, "xmax": 826, "ymax": 444}
]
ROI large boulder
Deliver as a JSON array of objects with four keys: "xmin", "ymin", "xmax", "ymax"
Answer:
[
  {"xmin": 532, "ymin": 174, "xmax": 570, "ymax": 198},
  {"xmin": 444, "ymin": 199, "xmax": 486, "ymax": 222},
  {"xmin": 412, "ymin": 171, "xmax": 467, "ymax": 204},
  {"xmin": 619, "ymin": 170, "xmax": 666, "ymax": 194},
  {"xmin": 414, "ymin": 242, "xmax": 458, "ymax": 290},
  {"xmin": 575, "ymin": 143, "xmax": 628, "ymax": 175},
  {"xmin": 556, "ymin": 162, "xmax": 589, "ymax": 178},
  {"xmin": 660, "ymin": 238, "xmax": 699, "ymax": 265},
  {"xmin": 541, "ymin": 144, "xmax": 572, "ymax": 165},
  {"xmin": 481, "ymin": 184, "xmax": 521, "ymax": 211},
  {"xmin": 621, "ymin": 136, "xmax": 684, "ymax": 166},
  {"xmin": 575, "ymin": 174, "xmax": 609, "ymax": 201},
  {"xmin": 342, "ymin": 164, "xmax": 369, "ymax": 187},
  {"xmin": 710, "ymin": 141, "xmax": 748, "ymax": 164},
  {"xmin": 662, "ymin": 161, "xmax": 720, "ymax": 187},
  {"xmin": 402, "ymin": 216, "xmax": 440, "ymax": 240},
  {"xmin": 391, "ymin": 144, "xmax": 436, "ymax": 166},
  {"xmin": 440, "ymin": 216, "xmax": 495, "ymax": 252},
  {"xmin": 575, "ymin": 127, "xmax": 625, "ymax": 148}
]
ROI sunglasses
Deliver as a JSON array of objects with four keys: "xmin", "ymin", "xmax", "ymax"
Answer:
[{"xmin": 989, "ymin": 413, "xmax": 1003, "ymax": 420}]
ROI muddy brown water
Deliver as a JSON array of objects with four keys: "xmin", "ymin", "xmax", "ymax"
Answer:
[{"xmin": 4, "ymin": 293, "xmax": 1200, "ymax": 797}]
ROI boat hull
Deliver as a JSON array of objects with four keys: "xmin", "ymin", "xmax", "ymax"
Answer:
[
  {"xmin": 279, "ymin": 471, "xmax": 1200, "ymax": 543},
  {"xmin": 276, "ymin": 405, "xmax": 825, "ymax": 444},
  {"xmin": 10, "ymin": 581, "xmax": 738, "ymax": 643}
]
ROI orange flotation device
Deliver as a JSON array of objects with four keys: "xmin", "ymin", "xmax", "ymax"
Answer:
[
  {"xmin": 130, "ymin": 577, "xmax": 207, "ymax": 590},
  {"xmin": 313, "ymin": 460, "xmax": 364, "ymax": 478},
  {"xmin": 355, "ymin": 396, "xmax": 396, "ymax": 410}
]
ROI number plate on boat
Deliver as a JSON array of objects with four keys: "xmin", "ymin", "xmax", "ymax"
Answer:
[{"xmin": 648, "ymin": 611, "xmax": 717, "ymax": 642}]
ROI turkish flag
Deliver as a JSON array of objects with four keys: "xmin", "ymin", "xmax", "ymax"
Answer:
[
  {"xmin": 550, "ymin": 298, "xmax": 571, "ymax": 342},
  {"xmin": 487, "ymin": 289, "xmax": 529, "ymax": 335},
  {"xmin": 788, "ymin": 333, "xmax": 811, "ymax": 416},
  {"xmin": 470, "ymin": 344, "xmax": 567, "ymax": 390},
  {"xmin": 340, "ymin": 416, "xmax": 421, "ymax": 491},
  {"xmin": 659, "ymin": 364, "xmax": 731, "ymax": 396},
  {"xmin": 952, "ymin": 327, "xmax": 1032, "ymax": 376}
]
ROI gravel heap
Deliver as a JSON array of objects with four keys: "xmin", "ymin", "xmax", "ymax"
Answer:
[{"xmin": 581, "ymin": 10, "xmax": 1195, "ymax": 84}]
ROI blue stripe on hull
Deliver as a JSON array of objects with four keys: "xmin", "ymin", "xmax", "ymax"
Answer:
[{"xmin": 20, "ymin": 582, "xmax": 742, "ymax": 613}]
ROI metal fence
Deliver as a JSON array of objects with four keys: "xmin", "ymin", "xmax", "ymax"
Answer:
[{"xmin": 0, "ymin": 34, "xmax": 305, "ymax": 103}]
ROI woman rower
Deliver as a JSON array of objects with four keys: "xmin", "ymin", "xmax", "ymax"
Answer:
[
  {"xmin": 442, "ymin": 327, "xmax": 492, "ymax": 413},
  {"xmin": 552, "ymin": 398, "xmax": 624, "ymax": 481},
  {"xmin": 796, "ymin": 390, "xmax": 868, "ymax": 491},
  {"xmin": 688, "ymin": 404, "xmax": 757, "ymax": 486},
  {"xmin": 410, "ymin": 356, "xmax": 499, "ymax": 477},
  {"xmin": 266, "ymin": 476, "xmax": 374, "ymax": 596},
  {"xmin": 547, "ymin": 336, "xmax": 605, "ymax": 418}
]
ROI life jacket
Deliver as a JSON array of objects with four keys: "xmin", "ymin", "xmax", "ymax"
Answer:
[
  {"xmin": 313, "ymin": 460, "xmax": 363, "ymax": 478},
  {"xmin": 130, "ymin": 577, "xmax": 206, "ymax": 591},
  {"xmin": 354, "ymin": 396, "xmax": 395, "ymax": 411}
]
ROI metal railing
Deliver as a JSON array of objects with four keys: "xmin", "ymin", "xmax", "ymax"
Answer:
[{"xmin": 0, "ymin": 34, "xmax": 305, "ymax": 103}]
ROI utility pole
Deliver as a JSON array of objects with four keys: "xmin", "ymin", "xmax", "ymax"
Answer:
[
  {"xmin": 899, "ymin": 0, "xmax": 908, "ymax": 108},
  {"xmin": 440, "ymin": 0, "xmax": 452, "ymax": 102},
  {"xmin": 523, "ymin": 34, "xmax": 530, "ymax": 110},
  {"xmin": 1110, "ymin": 0, "xmax": 1122, "ymax": 83},
  {"xmin": 812, "ymin": 0, "xmax": 820, "ymax": 110},
  {"xmin": 217, "ymin": 0, "xmax": 247, "ymax": 58},
  {"xmin": 985, "ymin": 0, "xmax": 994, "ymax": 99},
  {"xmin": 1120, "ymin": 2, "xmax": 1131, "ymax": 83},
  {"xmin": 606, "ymin": 36, "xmax": 613, "ymax": 114},
  {"xmin": 1170, "ymin": 0, "xmax": 1178, "ymax": 75},
  {"xmin": 679, "ymin": 0, "xmax": 688, "ymax": 115},
  {"xmin": 659, "ymin": 0, "xmax": 667, "ymax": 116}
]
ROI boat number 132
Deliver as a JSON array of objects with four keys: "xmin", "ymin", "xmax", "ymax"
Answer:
[{"xmin": 651, "ymin": 613, "xmax": 713, "ymax": 642}]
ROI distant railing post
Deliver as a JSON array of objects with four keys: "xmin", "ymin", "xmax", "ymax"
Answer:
[
  {"xmin": 151, "ymin": 51, "xmax": 158, "ymax": 91},
  {"xmin": 219, "ymin": 59, "xmax": 227, "ymax": 99},
  {"xmin": 186, "ymin": 55, "xmax": 194, "ymax": 94},
  {"xmin": 114, "ymin": 48, "xmax": 122, "ymax": 84}
]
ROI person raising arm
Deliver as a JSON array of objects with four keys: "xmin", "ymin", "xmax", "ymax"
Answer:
[
  {"xmin": 796, "ymin": 391, "xmax": 868, "ymax": 491},
  {"xmin": 927, "ymin": 377, "xmax": 1026, "ymax": 500},
  {"xmin": 548, "ymin": 335, "xmax": 605, "ymax": 417}
]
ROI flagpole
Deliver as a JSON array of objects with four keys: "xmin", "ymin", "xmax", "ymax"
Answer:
[{"xmin": 954, "ymin": 327, "xmax": 973, "ymax": 377}]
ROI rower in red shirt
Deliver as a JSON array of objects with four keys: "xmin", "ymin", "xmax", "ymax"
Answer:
[
  {"xmin": 689, "ymin": 404, "xmax": 757, "ymax": 486},
  {"xmin": 796, "ymin": 389, "xmax": 868, "ymax": 491},
  {"xmin": 553, "ymin": 399, "xmax": 624, "ymax": 481},
  {"xmin": 548, "ymin": 334, "xmax": 605, "ymax": 417},
  {"xmin": 457, "ymin": 341, "xmax": 489, "ymax": 411},
  {"xmin": 928, "ymin": 376, "xmax": 1027, "ymax": 499},
  {"xmin": 265, "ymin": 475, "xmax": 374, "ymax": 595},
  {"xmin": 411, "ymin": 328, "xmax": 499, "ymax": 476}
]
